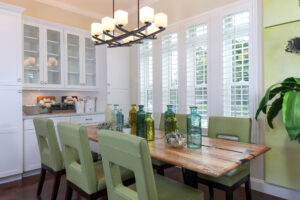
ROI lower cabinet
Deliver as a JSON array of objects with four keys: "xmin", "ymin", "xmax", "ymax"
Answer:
[
  {"xmin": 23, "ymin": 130, "xmax": 40, "ymax": 172},
  {"xmin": 23, "ymin": 114, "xmax": 104, "ymax": 172}
]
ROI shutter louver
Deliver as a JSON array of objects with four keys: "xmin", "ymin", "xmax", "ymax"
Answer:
[
  {"xmin": 223, "ymin": 11, "xmax": 250, "ymax": 117},
  {"xmin": 162, "ymin": 32, "xmax": 179, "ymax": 113},
  {"xmin": 186, "ymin": 24, "xmax": 208, "ymax": 127},
  {"xmin": 139, "ymin": 40, "xmax": 153, "ymax": 112}
]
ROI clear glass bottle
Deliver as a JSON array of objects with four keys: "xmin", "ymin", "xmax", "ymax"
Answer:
[
  {"xmin": 129, "ymin": 104, "xmax": 137, "ymax": 135},
  {"xmin": 145, "ymin": 112, "xmax": 155, "ymax": 141},
  {"xmin": 166, "ymin": 113, "xmax": 177, "ymax": 134},
  {"xmin": 187, "ymin": 106, "xmax": 202, "ymax": 148},
  {"xmin": 104, "ymin": 104, "xmax": 113, "ymax": 122},
  {"xmin": 111, "ymin": 105, "xmax": 118, "ymax": 131},
  {"xmin": 116, "ymin": 109, "xmax": 124, "ymax": 132},
  {"xmin": 164, "ymin": 105, "xmax": 175, "ymax": 133},
  {"xmin": 136, "ymin": 105, "xmax": 146, "ymax": 138}
]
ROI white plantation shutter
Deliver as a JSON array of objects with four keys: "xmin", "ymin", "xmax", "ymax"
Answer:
[
  {"xmin": 186, "ymin": 24, "xmax": 208, "ymax": 128},
  {"xmin": 223, "ymin": 11, "xmax": 250, "ymax": 117},
  {"xmin": 139, "ymin": 40, "xmax": 153, "ymax": 112},
  {"xmin": 162, "ymin": 32, "xmax": 178, "ymax": 113}
]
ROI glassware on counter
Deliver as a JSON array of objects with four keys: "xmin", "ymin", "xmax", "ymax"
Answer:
[
  {"xmin": 145, "ymin": 112, "xmax": 155, "ymax": 141},
  {"xmin": 166, "ymin": 113, "xmax": 177, "ymax": 134},
  {"xmin": 164, "ymin": 105, "xmax": 175, "ymax": 134},
  {"xmin": 136, "ymin": 105, "xmax": 146, "ymax": 138},
  {"xmin": 129, "ymin": 104, "xmax": 137, "ymax": 135},
  {"xmin": 187, "ymin": 106, "xmax": 202, "ymax": 148}
]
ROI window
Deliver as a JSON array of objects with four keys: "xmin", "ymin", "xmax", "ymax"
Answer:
[
  {"xmin": 139, "ymin": 40, "xmax": 153, "ymax": 112},
  {"xmin": 223, "ymin": 11, "xmax": 250, "ymax": 117},
  {"xmin": 186, "ymin": 24, "xmax": 208, "ymax": 127},
  {"xmin": 162, "ymin": 32, "xmax": 178, "ymax": 112}
]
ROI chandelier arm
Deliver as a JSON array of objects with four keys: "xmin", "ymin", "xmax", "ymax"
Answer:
[
  {"xmin": 92, "ymin": 35, "xmax": 120, "ymax": 46},
  {"xmin": 116, "ymin": 25, "xmax": 148, "ymax": 39}
]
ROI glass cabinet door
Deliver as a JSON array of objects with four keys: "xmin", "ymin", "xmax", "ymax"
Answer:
[
  {"xmin": 85, "ymin": 37, "xmax": 96, "ymax": 86},
  {"xmin": 46, "ymin": 29, "xmax": 62, "ymax": 85},
  {"xmin": 67, "ymin": 33, "xmax": 80, "ymax": 86},
  {"xmin": 23, "ymin": 24, "xmax": 41, "ymax": 84}
]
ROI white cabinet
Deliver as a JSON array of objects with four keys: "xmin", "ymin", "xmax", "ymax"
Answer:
[
  {"xmin": 0, "ymin": 86, "xmax": 23, "ymax": 178},
  {"xmin": 23, "ymin": 23, "xmax": 64, "ymax": 88},
  {"xmin": 0, "ymin": 6, "xmax": 23, "ymax": 86},
  {"xmin": 65, "ymin": 32, "xmax": 98, "ymax": 89},
  {"xmin": 0, "ymin": 3, "xmax": 24, "ymax": 179},
  {"xmin": 23, "ymin": 18, "xmax": 99, "ymax": 90},
  {"xmin": 23, "ymin": 130, "xmax": 40, "ymax": 172}
]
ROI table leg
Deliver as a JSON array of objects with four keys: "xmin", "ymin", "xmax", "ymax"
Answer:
[{"xmin": 182, "ymin": 168, "xmax": 198, "ymax": 188}]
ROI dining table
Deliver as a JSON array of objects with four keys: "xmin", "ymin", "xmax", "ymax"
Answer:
[{"xmin": 86, "ymin": 125, "xmax": 271, "ymax": 187}]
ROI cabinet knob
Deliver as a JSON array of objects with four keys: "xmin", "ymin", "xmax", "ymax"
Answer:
[
  {"xmin": 17, "ymin": 78, "xmax": 22, "ymax": 82},
  {"xmin": 18, "ymin": 90, "xmax": 22, "ymax": 93}
]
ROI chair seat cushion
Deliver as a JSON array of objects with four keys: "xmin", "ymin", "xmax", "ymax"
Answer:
[
  {"xmin": 129, "ymin": 174, "xmax": 204, "ymax": 200},
  {"xmin": 197, "ymin": 162, "xmax": 250, "ymax": 187},
  {"xmin": 94, "ymin": 161, "xmax": 134, "ymax": 191}
]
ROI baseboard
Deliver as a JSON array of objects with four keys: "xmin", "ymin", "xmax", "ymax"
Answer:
[
  {"xmin": 0, "ymin": 174, "xmax": 22, "ymax": 184},
  {"xmin": 251, "ymin": 177, "xmax": 300, "ymax": 200},
  {"xmin": 22, "ymin": 169, "xmax": 40, "ymax": 178}
]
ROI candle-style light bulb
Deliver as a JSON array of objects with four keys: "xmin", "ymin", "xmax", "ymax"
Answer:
[
  {"xmin": 114, "ymin": 10, "xmax": 128, "ymax": 26},
  {"xmin": 154, "ymin": 13, "xmax": 168, "ymax": 28},
  {"xmin": 102, "ymin": 17, "xmax": 115, "ymax": 32},
  {"xmin": 140, "ymin": 6, "xmax": 154, "ymax": 23}
]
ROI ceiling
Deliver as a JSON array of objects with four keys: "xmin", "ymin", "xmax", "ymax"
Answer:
[{"xmin": 35, "ymin": 0, "xmax": 157, "ymax": 19}]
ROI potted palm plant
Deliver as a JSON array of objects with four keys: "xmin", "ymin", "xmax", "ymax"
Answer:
[{"xmin": 256, "ymin": 77, "xmax": 300, "ymax": 142}]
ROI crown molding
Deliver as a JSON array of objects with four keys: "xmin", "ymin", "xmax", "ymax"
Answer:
[
  {"xmin": 0, "ymin": 2, "xmax": 25, "ymax": 13},
  {"xmin": 127, "ymin": 0, "xmax": 160, "ymax": 14},
  {"xmin": 35, "ymin": 0, "xmax": 102, "ymax": 19}
]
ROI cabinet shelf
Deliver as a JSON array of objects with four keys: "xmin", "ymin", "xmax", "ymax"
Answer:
[
  {"xmin": 47, "ymin": 40, "xmax": 59, "ymax": 44},
  {"xmin": 48, "ymin": 53, "xmax": 60, "ymax": 57},
  {"xmin": 24, "ymin": 50, "xmax": 38, "ymax": 54},
  {"xmin": 24, "ymin": 67, "xmax": 39, "ymax": 71},
  {"xmin": 68, "ymin": 71, "xmax": 79, "ymax": 74},
  {"xmin": 24, "ymin": 36, "xmax": 38, "ymax": 40},
  {"xmin": 68, "ymin": 56, "xmax": 79, "ymax": 59},
  {"xmin": 48, "ymin": 69, "xmax": 60, "ymax": 73}
]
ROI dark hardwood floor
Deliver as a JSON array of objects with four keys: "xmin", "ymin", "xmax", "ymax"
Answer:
[{"xmin": 0, "ymin": 167, "xmax": 285, "ymax": 200}]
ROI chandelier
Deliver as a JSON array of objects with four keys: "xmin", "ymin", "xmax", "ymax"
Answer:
[{"xmin": 91, "ymin": 0, "xmax": 167, "ymax": 48}]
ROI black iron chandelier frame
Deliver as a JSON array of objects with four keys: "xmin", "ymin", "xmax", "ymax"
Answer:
[{"xmin": 92, "ymin": 0, "xmax": 165, "ymax": 48}]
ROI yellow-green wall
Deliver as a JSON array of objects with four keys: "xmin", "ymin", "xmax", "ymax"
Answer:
[{"xmin": 264, "ymin": 0, "xmax": 300, "ymax": 190}]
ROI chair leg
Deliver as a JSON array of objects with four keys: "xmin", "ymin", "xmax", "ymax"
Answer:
[
  {"xmin": 37, "ymin": 167, "xmax": 46, "ymax": 196},
  {"xmin": 226, "ymin": 190, "xmax": 233, "ymax": 200},
  {"xmin": 51, "ymin": 172, "xmax": 62, "ymax": 200},
  {"xmin": 157, "ymin": 168, "xmax": 164, "ymax": 176},
  {"xmin": 209, "ymin": 185, "xmax": 214, "ymax": 199},
  {"xmin": 65, "ymin": 184, "xmax": 73, "ymax": 200},
  {"xmin": 245, "ymin": 178, "xmax": 252, "ymax": 200}
]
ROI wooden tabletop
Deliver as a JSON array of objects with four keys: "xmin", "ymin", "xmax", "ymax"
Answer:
[{"xmin": 86, "ymin": 126, "xmax": 271, "ymax": 178}]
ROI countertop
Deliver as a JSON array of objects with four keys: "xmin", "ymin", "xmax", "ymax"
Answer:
[{"xmin": 23, "ymin": 112, "xmax": 104, "ymax": 119}]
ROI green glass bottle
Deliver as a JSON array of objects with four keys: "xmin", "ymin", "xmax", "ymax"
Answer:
[
  {"xmin": 129, "ymin": 104, "xmax": 137, "ymax": 135},
  {"xmin": 166, "ymin": 113, "xmax": 177, "ymax": 134},
  {"xmin": 187, "ymin": 106, "xmax": 202, "ymax": 148},
  {"xmin": 136, "ymin": 105, "xmax": 146, "ymax": 138},
  {"xmin": 164, "ymin": 105, "xmax": 175, "ymax": 134},
  {"xmin": 145, "ymin": 112, "xmax": 155, "ymax": 141}
]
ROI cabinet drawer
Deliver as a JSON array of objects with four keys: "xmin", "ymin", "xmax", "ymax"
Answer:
[
  {"xmin": 24, "ymin": 119, "xmax": 34, "ymax": 130},
  {"xmin": 71, "ymin": 114, "xmax": 104, "ymax": 125}
]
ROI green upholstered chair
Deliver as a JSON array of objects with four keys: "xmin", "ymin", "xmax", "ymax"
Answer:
[
  {"xmin": 33, "ymin": 117, "xmax": 65, "ymax": 200},
  {"xmin": 153, "ymin": 113, "xmax": 187, "ymax": 175},
  {"xmin": 197, "ymin": 116, "xmax": 252, "ymax": 200},
  {"xmin": 33, "ymin": 118, "xmax": 99, "ymax": 200},
  {"xmin": 57, "ymin": 122, "xmax": 134, "ymax": 200},
  {"xmin": 97, "ymin": 130, "xmax": 204, "ymax": 200}
]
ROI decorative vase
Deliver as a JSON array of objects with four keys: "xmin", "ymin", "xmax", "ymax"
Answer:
[
  {"xmin": 116, "ymin": 109, "xmax": 124, "ymax": 132},
  {"xmin": 136, "ymin": 105, "xmax": 146, "ymax": 138},
  {"xmin": 166, "ymin": 113, "xmax": 177, "ymax": 134},
  {"xmin": 104, "ymin": 104, "xmax": 113, "ymax": 122},
  {"xmin": 187, "ymin": 106, "xmax": 202, "ymax": 148},
  {"xmin": 129, "ymin": 104, "xmax": 137, "ymax": 135},
  {"xmin": 145, "ymin": 112, "xmax": 155, "ymax": 141},
  {"xmin": 164, "ymin": 105, "xmax": 175, "ymax": 133}
]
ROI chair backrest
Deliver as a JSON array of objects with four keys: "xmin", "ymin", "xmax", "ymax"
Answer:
[
  {"xmin": 98, "ymin": 130, "xmax": 158, "ymax": 200},
  {"xmin": 33, "ymin": 117, "xmax": 63, "ymax": 172},
  {"xmin": 208, "ymin": 116, "xmax": 252, "ymax": 143},
  {"xmin": 57, "ymin": 122, "xmax": 98, "ymax": 195},
  {"xmin": 159, "ymin": 113, "xmax": 187, "ymax": 133}
]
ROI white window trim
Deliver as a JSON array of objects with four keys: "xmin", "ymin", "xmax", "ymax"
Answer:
[{"xmin": 135, "ymin": 0, "xmax": 262, "ymax": 142}]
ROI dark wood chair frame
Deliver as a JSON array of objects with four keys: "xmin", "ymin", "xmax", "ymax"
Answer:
[
  {"xmin": 37, "ymin": 164, "xmax": 66, "ymax": 200},
  {"xmin": 197, "ymin": 174, "xmax": 252, "ymax": 200},
  {"xmin": 152, "ymin": 163, "xmax": 174, "ymax": 176},
  {"xmin": 65, "ymin": 178, "xmax": 136, "ymax": 200}
]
